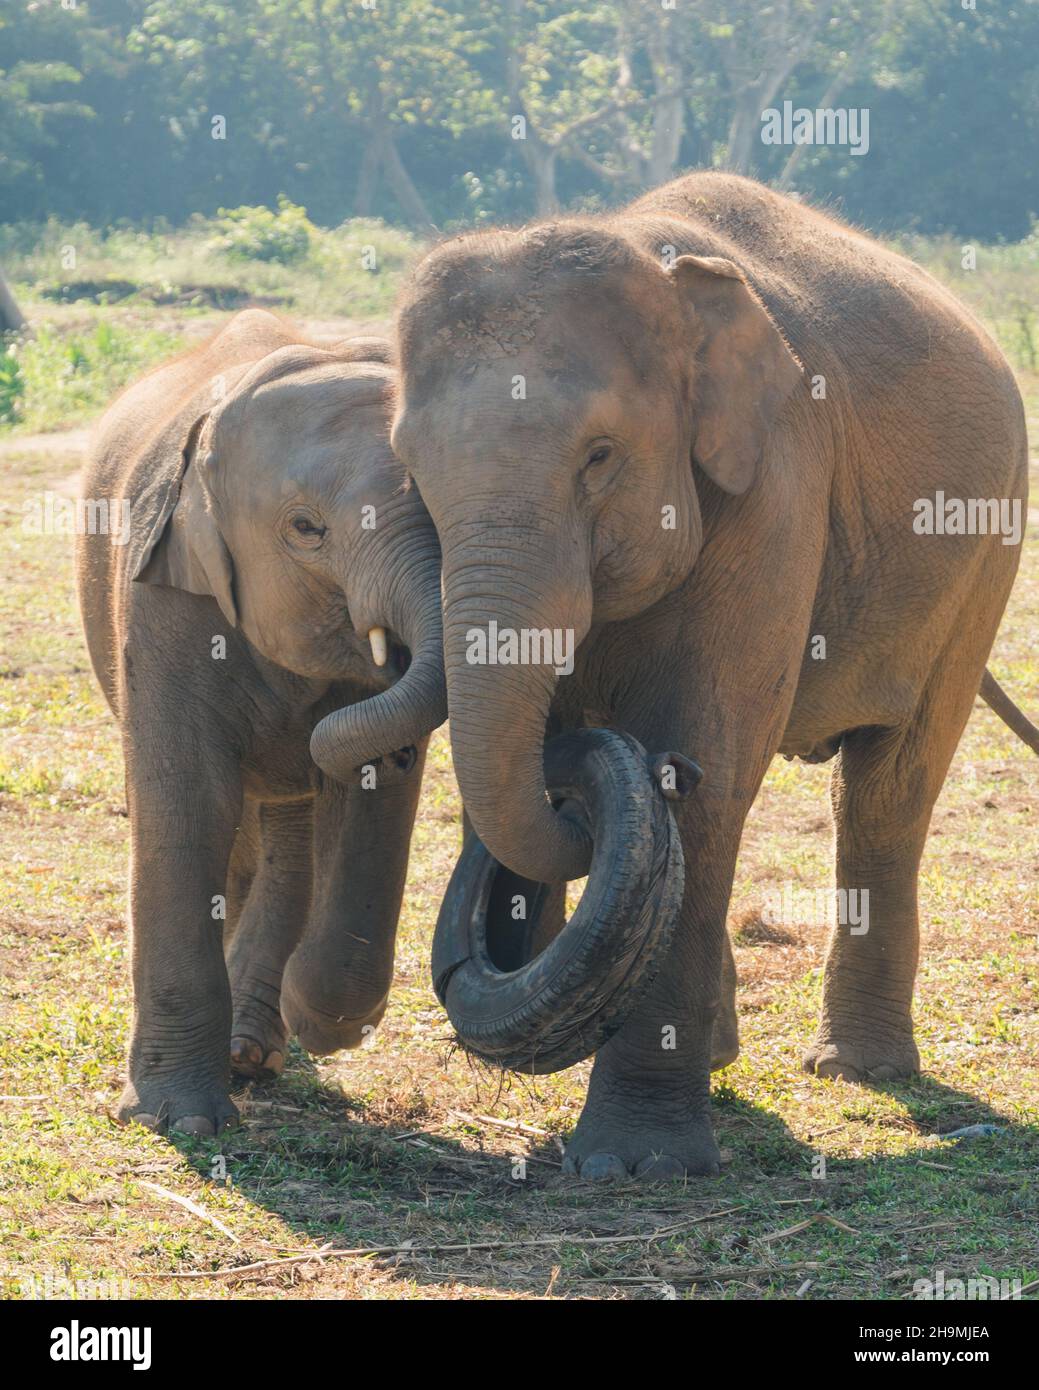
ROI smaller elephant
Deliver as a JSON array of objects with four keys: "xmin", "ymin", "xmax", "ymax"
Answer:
[{"xmin": 77, "ymin": 310, "xmax": 446, "ymax": 1135}]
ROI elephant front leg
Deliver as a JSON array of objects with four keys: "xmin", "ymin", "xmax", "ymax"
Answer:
[
  {"xmin": 564, "ymin": 800, "xmax": 745, "ymax": 1181},
  {"xmin": 226, "ymin": 798, "xmax": 313, "ymax": 1080},
  {"xmin": 119, "ymin": 762, "xmax": 242, "ymax": 1136},
  {"xmin": 281, "ymin": 748, "xmax": 426, "ymax": 1055}
]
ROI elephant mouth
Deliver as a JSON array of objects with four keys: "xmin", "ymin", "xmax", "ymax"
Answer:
[
  {"xmin": 310, "ymin": 601, "xmax": 447, "ymax": 787},
  {"xmin": 431, "ymin": 728, "xmax": 698, "ymax": 1074},
  {"xmin": 355, "ymin": 628, "xmax": 411, "ymax": 687},
  {"xmin": 351, "ymin": 635, "xmax": 420, "ymax": 775},
  {"xmin": 385, "ymin": 636, "xmax": 412, "ymax": 679}
]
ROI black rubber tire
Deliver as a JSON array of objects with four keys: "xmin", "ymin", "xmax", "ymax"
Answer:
[{"xmin": 431, "ymin": 727, "xmax": 685, "ymax": 1074}]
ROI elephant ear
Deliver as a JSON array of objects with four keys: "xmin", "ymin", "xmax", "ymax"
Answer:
[
  {"xmin": 132, "ymin": 412, "xmax": 237, "ymax": 626},
  {"xmin": 669, "ymin": 254, "xmax": 804, "ymax": 495}
]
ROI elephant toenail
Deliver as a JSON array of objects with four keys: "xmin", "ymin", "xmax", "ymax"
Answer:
[
  {"xmin": 634, "ymin": 1153, "xmax": 687, "ymax": 1181},
  {"xmin": 171, "ymin": 1114, "xmax": 217, "ymax": 1136},
  {"xmin": 867, "ymin": 1064, "xmax": 899, "ymax": 1080},
  {"xmin": 577, "ymin": 1151, "xmax": 630, "ymax": 1182},
  {"xmin": 819, "ymin": 1061, "xmax": 860, "ymax": 1082},
  {"xmin": 230, "ymin": 1038, "xmax": 262, "ymax": 1066}
]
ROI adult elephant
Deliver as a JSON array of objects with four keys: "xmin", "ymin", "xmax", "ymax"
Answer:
[
  {"xmin": 382, "ymin": 172, "xmax": 1032, "ymax": 1180},
  {"xmin": 78, "ymin": 311, "xmax": 446, "ymax": 1135}
]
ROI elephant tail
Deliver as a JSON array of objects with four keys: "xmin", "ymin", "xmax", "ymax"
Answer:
[{"xmin": 980, "ymin": 669, "xmax": 1039, "ymax": 755}]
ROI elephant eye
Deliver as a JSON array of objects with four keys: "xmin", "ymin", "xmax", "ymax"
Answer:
[
  {"xmin": 290, "ymin": 515, "xmax": 327, "ymax": 545},
  {"xmin": 585, "ymin": 445, "xmax": 612, "ymax": 468}
]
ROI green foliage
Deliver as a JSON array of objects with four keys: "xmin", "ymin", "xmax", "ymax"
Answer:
[
  {"xmin": 8, "ymin": 321, "xmax": 186, "ymax": 432},
  {"xmin": 0, "ymin": 55, "xmax": 92, "ymax": 188},
  {"xmin": 0, "ymin": 340, "xmax": 24, "ymax": 423},
  {"xmin": 208, "ymin": 197, "xmax": 315, "ymax": 265}
]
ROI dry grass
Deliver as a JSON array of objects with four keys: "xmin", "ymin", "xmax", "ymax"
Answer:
[{"xmin": 0, "ymin": 296, "xmax": 1037, "ymax": 1301}]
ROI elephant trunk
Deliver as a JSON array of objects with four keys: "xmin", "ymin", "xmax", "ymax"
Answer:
[
  {"xmin": 441, "ymin": 528, "xmax": 593, "ymax": 884},
  {"xmin": 311, "ymin": 529, "xmax": 446, "ymax": 779},
  {"xmin": 430, "ymin": 516, "xmax": 689, "ymax": 1075}
]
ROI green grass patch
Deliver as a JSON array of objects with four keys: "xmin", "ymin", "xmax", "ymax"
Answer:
[{"xmin": 0, "ymin": 321, "xmax": 186, "ymax": 432}]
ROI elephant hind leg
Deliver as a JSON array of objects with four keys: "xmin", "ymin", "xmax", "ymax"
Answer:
[
  {"xmin": 226, "ymin": 798, "xmax": 313, "ymax": 1079},
  {"xmin": 804, "ymin": 645, "xmax": 993, "ymax": 1084}
]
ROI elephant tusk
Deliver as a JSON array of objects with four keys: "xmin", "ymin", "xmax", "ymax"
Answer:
[{"xmin": 368, "ymin": 626, "xmax": 388, "ymax": 667}]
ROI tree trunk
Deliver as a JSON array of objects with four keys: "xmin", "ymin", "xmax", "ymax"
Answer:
[
  {"xmin": 645, "ymin": 14, "xmax": 685, "ymax": 186},
  {"xmin": 504, "ymin": 0, "xmax": 559, "ymax": 215},
  {"xmin": 725, "ymin": 100, "xmax": 761, "ymax": 175},
  {"xmin": 358, "ymin": 85, "xmax": 435, "ymax": 233},
  {"xmin": 354, "ymin": 138, "xmax": 381, "ymax": 217},
  {"xmin": 377, "ymin": 124, "xmax": 436, "ymax": 233},
  {"xmin": 525, "ymin": 142, "xmax": 559, "ymax": 215},
  {"xmin": 776, "ymin": 35, "xmax": 876, "ymax": 190},
  {"xmin": 725, "ymin": 63, "xmax": 797, "ymax": 175},
  {"xmin": 719, "ymin": 0, "xmax": 825, "ymax": 176}
]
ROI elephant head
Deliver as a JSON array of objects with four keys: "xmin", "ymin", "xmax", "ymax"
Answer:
[
  {"xmin": 392, "ymin": 223, "xmax": 802, "ymax": 884},
  {"xmin": 135, "ymin": 340, "xmax": 446, "ymax": 772}
]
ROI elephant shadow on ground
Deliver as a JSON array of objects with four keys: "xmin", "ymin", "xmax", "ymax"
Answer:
[{"xmin": 166, "ymin": 1048, "xmax": 1039, "ymax": 1299}]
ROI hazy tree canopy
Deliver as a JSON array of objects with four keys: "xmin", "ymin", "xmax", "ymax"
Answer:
[{"xmin": 1, "ymin": 0, "xmax": 1036, "ymax": 238}]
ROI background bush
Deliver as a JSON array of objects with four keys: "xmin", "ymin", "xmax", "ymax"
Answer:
[{"xmin": 208, "ymin": 198, "xmax": 315, "ymax": 265}]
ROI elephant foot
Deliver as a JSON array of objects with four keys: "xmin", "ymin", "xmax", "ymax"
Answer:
[
  {"xmin": 229, "ymin": 973, "xmax": 290, "ymax": 1078},
  {"xmin": 282, "ymin": 996, "xmax": 386, "ymax": 1056},
  {"xmin": 230, "ymin": 983, "xmax": 289, "ymax": 1079},
  {"xmin": 802, "ymin": 1035, "xmax": 920, "ymax": 1083},
  {"xmin": 117, "ymin": 1079, "xmax": 239, "ymax": 1137},
  {"xmin": 230, "ymin": 1033, "xmax": 285, "ymax": 1080},
  {"xmin": 563, "ymin": 1091, "xmax": 721, "ymax": 1182},
  {"xmin": 280, "ymin": 956, "xmax": 388, "ymax": 1056}
]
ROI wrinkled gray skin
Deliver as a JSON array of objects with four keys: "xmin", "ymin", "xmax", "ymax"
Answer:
[
  {"xmin": 78, "ymin": 310, "xmax": 445, "ymax": 1135},
  {"xmin": 393, "ymin": 173, "xmax": 1028, "ymax": 1180}
]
